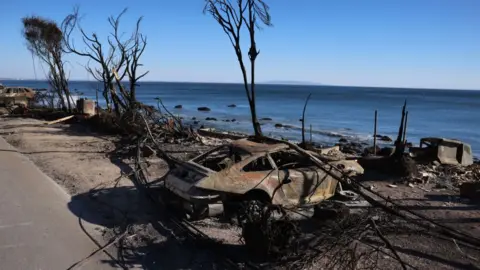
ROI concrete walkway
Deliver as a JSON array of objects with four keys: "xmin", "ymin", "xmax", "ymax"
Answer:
[{"xmin": 0, "ymin": 137, "xmax": 116, "ymax": 270}]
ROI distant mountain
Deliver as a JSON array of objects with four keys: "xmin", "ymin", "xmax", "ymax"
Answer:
[{"xmin": 260, "ymin": 80, "xmax": 321, "ymax": 86}]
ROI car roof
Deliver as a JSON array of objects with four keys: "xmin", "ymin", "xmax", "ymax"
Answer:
[{"xmin": 229, "ymin": 138, "xmax": 288, "ymax": 155}]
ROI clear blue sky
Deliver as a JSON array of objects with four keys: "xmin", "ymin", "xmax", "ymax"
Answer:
[{"xmin": 1, "ymin": 0, "xmax": 479, "ymax": 90}]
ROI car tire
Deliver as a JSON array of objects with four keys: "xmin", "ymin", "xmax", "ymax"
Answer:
[
  {"xmin": 235, "ymin": 196, "xmax": 271, "ymax": 227},
  {"xmin": 5, "ymin": 99, "xmax": 14, "ymax": 108},
  {"xmin": 238, "ymin": 199, "xmax": 270, "ymax": 259}
]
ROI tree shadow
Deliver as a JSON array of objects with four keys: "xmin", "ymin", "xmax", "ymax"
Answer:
[
  {"xmin": 67, "ymin": 186, "xmax": 153, "ymax": 228},
  {"xmin": 101, "ymin": 229, "xmax": 248, "ymax": 270}
]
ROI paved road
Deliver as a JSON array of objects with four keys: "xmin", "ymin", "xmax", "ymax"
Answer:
[{"xmin": 0, "ymin": 137, "xmax": 116, "ymax": 270}]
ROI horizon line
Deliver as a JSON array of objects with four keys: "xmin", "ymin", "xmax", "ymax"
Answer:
[{"xmin": 1, "ymin": 78, "xmax": 479, "ymax": 92}]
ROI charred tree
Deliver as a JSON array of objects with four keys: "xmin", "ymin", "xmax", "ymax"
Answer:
[
  {"xmin": 22, "ymin": 16, "xmax": 72, "ymax": 111},
  {"xmin": 391, "ymin": 100, "xmax": 417, "ymax": 177},
  {"xmin": 393, "ymin": 100, "xmax": 407, "ymax": 157},
  {"xmin": 62, "ymin": 7, "xmax": 148, "ymax": 116},
  {"xmin": 204, "ymin": 0, "xmax": 272, "ymax": 138}
]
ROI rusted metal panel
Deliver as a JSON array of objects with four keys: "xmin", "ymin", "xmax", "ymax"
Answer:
[
  {"xmin": 230, "ymin": 138, "xmax": 288, "ymax": 154},
  {"xmin": 0, "ymin": 86, "xmax": 36, "ymax": 107}
]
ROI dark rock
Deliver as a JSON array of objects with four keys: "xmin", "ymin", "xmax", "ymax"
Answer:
[
  {"xmin": 198, "ymin": 107, "xmax": 211, "ymax": 112},
  {"xmin": 206, "ymin": 117, "xmax": 217, "ymax": 121},
  {"xmin": 379, "ymin": 147, "xmax": 395, "ymax": 157},
  {"xmin": 192, "ymin": 117, "xmax": 197, "ymax": 120},
  {"xmin": 381, "ymin": 136, "xmax": 393, "ymax": 142},
  {"xmin": 193, "ymin": 121, "xmax": 199, "ymax": 125},
  {"xmin": 375, "ymin": 135, "xmax": 393, "ymax": 142},
  {"xmin": 284, "ymin": 124, "xmax": 295, "ymax": 129},
  {"xmin": 363, "ymin": 146, "xmax": 381, "ymax": 156},
  {"xmin": 225, "ymin": 119, "xmax": 231, "ymax": 122},
  {"xmin": 299, "ymin": 119, "xmax": 303, "ymax": 122},
  {"xmin": 351, "ymin": 142, "xmax": 363, "ymax": 148},
  {"xmin": 337, "ymin": 141, "xmax": 364, "ymax": 155},
  {"xmin": 174, "ymin": 105, "xmax": 182, "ymax": 109},
  {"xmin": 260, "ymin": 117, "xmax": 272, "ymax": 121},
  {"xmin": 231, "ymin": 119, "xmax": 236, "ymax": 122},
  {"xmin": 275, "ymin": 123, "xmax": 283, "ymax": 128},
  {"xmin": 227, "ymin": 104, "xmax": 236, "ymax": 108},
  {"xmin": 141, "ymin": 145, "xmax": 156, "ymax": 158},
  {"xmin": 341, "ymin": 147, "xmax": 361, "ymax": 155}
]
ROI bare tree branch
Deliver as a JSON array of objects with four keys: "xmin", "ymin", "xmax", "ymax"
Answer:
[{"xmin": 62, "ymin": 6, "xmax": 148, "ymax": 115}]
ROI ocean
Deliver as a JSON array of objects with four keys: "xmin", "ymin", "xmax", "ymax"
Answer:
[{"xmin": 2, "ymin": 80, "xmax": 479, "ymax": 157}]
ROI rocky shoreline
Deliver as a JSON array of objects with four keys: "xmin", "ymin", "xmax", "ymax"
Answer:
[{"xmin": 168, "ymin": 103, "xmax": 404, "ymax": 156}]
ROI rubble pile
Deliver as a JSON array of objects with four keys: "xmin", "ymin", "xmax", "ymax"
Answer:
[{"xmin": 413, "ymin": 162, "xmax": 480, "ymax": 188}]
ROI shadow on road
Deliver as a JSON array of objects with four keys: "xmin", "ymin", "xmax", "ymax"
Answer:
[{"xmin": 67, "ymin": 186, "xmax": 249, "ymax": 269}]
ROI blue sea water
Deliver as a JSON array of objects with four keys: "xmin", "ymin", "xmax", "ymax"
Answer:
[{"xmin": 2, "ymin": 80, "xmax": 480, "ymax": 156}]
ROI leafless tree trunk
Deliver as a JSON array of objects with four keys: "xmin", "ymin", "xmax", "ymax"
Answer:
[
  {"xmin": 394, "ymin": 100, "xmax": 407, "ymax": 157},
  {"xmin": 62, "ymin": 7, "xmax": 148, "ymax": 116},
  {"xmin": 204, "ymin": 0, "xmax": 272, "ymax": 138}
]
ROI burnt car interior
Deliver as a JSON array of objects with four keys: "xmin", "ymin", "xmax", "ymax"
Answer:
[
  {"xmin": 7, "ymin": 88, "xmax": 25, "ymax": 94},
  {"xmin": 193, "ymin": 143, "xmax": 319, "ymax": 173},
  {"xmin": 270, "ymin": 149, "xmax": 315, "ymax": 169},
  {"xmin": 193, "ymin": 145, "xmax": 248, "ymax": 172},
  {"xmin": 242, "ymin": 156, "xmax": 273, "ymax": 172}
]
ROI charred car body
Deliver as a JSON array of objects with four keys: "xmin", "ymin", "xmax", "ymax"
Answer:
[
  {"xmin": 0, "ymin": 84, "xmax": 36, "ymax": 107},
  {"xmin": 162, "ymin": 138, "xmax": 361, "ymax": 219}
]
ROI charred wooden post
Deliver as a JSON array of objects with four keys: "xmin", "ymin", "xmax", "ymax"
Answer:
[
  {"xmin": 394, "ymin": 100, "xmax": 407, "ymax": 157},
  {"xmin": 403, "ymin": 111, "xmax": 409, "ymax": 143},
  {"xmin": 373, "ymin": 110, "xmax": 378, "ymax": 155},
  {"xmin": 301, "ymin": 93, "xmax": 312, "ymax": 148},
  {"xmin": 388, "ymin": 100, "xmax": 417, "ymax": 177}
]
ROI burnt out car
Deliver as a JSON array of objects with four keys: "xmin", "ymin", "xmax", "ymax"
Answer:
[
  {"xmin": 0, "ymin": 86, "xmax": 36, "ymax": 107},
  {"xmin": 162, "ymin": 138, "xmax": 354, "ymax": 219}
]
